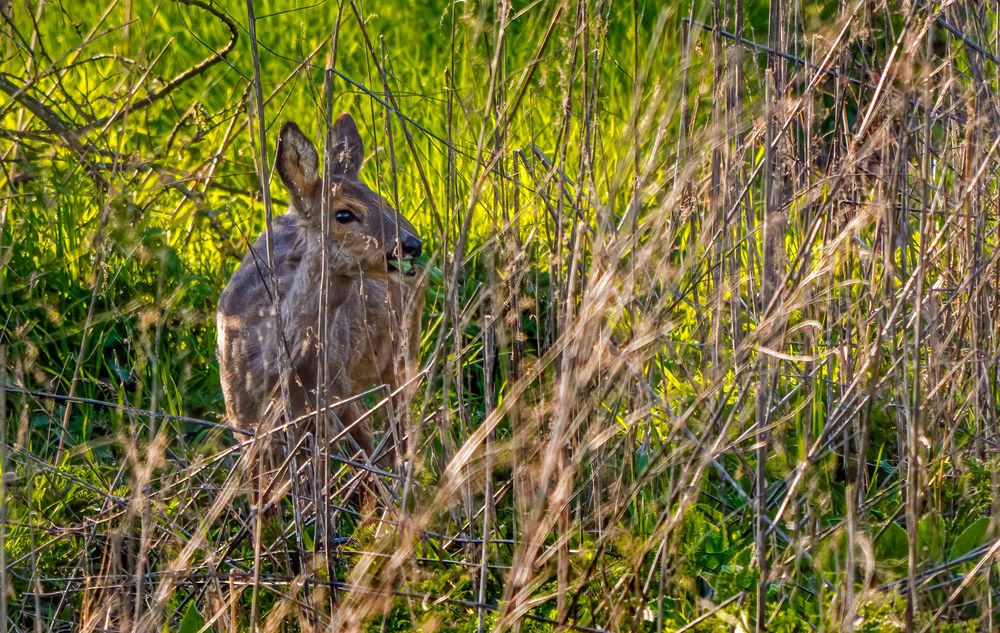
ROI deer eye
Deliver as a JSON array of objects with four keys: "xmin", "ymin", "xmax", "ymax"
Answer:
[{"xmin": 334, "ymin": 209, "xmax": 357, "ymax": 224}]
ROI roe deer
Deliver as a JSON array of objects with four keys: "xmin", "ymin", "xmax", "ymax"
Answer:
[{"xmin": 217, "ymin": 113, "xmax": 424, "ymax": 504}]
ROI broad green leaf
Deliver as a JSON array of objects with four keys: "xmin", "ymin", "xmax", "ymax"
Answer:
[
  {"xmin": 875, "ymin": 522, "xmax": 908, "ymax": 567},
  {"xmin": 918, "ymin": 513, "xmax": 946, "ymax": 564},
  {"xmin": 950, "ymin": 517, "xmax": 990, "ymax": 561},
  {"xmin": 176, "ymin": 603, "xmax": 205, "ymax": 633}
]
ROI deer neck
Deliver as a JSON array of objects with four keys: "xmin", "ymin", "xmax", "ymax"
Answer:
[
  {"xmin": 283, "ymin": 232, "xmax": 359, "ymax": 318},
  {"xmin": 321, "ymin": 270, "xmax": 355, "ymax": 308}
]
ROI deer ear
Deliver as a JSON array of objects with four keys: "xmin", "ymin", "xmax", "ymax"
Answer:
[
  {"xmin": 327, "ymin": 113, "xmax": 364, "ymax": 178},
  {"xmin": 276, "ymin": 121, "xmax": 319, "ymax": 202}
]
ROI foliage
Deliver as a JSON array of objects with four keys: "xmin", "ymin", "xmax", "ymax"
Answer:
[{"xmin": 3, "ymin": 0, "xmax": 1000, "ymax": 631}]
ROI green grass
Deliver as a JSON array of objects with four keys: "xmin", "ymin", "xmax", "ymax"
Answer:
[{"xmin": 4, "ymin": 0, "xmax": 1000, "ymax": 631}]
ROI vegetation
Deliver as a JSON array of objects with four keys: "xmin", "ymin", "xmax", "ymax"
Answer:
[{"xmin": 3, "ymin": 0, "xmax": 1000, "ymax": 630}]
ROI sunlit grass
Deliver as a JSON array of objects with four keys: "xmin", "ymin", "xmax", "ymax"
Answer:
[{"xmin": 4, "ymin": 0, "xmax": 1000, "ymax": 631}]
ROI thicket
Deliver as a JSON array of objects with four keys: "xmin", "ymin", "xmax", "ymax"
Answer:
[{"xmin": 2, "ymin": 1, "xmax": 1000, "ymax": 631}]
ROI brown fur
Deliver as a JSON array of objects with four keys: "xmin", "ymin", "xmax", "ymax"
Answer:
[{"xmin": 217, "ymin": 114, "xmax": 424, "ymax": 503}]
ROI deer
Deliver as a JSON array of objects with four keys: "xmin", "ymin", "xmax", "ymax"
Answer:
[{"xmin": 216, "ymin": 113, "xmax": 424, "ymax": 508}]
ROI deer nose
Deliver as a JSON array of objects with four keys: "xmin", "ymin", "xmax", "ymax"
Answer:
[{"xmin": 401, "ymin": 234, "xmax": 422, "ymax": 258}]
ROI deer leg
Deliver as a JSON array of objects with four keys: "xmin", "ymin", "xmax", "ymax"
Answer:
[
  {"xmin": 244, "ymin": 418, "xmax": 285, "ymax": 515},
  {"xmin": 326, "ymin": 398, "xmax": 369, "ymax": 461},
  {"xmin": 381, "ymin": 329, "xmax": 422, "ymax": 470},
  {"xmin": 323, "ymin": 401, "xmax": 383, "ymax": 514},
  {"xmin": 246, "ymin": 389, "xmax": 302, "ymax": 515},
  {"xmin": 390, "ymin": 275, "xmax": 426, "ymax": 469}
]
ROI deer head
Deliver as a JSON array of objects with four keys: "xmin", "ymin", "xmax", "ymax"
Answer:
[{"xmin": 275, "ymin": 113, "xmax": 421, "ymax": 277}]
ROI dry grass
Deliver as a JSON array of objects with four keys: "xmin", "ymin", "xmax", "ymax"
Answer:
[{"xmin": 3, "ymin": 0, "xmax": 1000, "ymax": 631}]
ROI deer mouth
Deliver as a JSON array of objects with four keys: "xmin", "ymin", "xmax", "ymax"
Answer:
[{"xmin": 386, "ymin": 254, "xmax": 418, "ymax": 276}]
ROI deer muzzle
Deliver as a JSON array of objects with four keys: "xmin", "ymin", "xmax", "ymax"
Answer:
[{"xmin": 386, "ymin": 233, "xmax": 422, "ymax": 276}]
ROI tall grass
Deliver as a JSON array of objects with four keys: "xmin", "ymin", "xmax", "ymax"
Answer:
[{"xmin": 3, "ymin": 0, "xmax": 1000, "ymax": 630}]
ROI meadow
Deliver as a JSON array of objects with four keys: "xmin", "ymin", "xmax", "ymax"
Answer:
[{"xmin": 2, "ymin": 0, "xmax": 1000, "ymax": 630}]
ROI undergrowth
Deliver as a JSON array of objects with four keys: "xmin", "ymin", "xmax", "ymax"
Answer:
[{"xmin": 3, "ymin": 0, "xmax": 1000, "ymax": 631}]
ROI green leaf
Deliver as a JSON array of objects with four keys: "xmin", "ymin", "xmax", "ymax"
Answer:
[
  {"xmin": 175, "ymin": 603, "xmax": 205, "ymax": 633},
  {"xmin": 918, "ymin": 512, "xmax": 946, "ymax": 564},
  {"xmin": 302, "ymin": 524, "xmax": 315, "ymax": 551},
  {"xmin": 634, "ymin": 448, "xmax": 649, "ymax": 474},
  {"xmin": 950, "ymin": 517, "xmax": 990, "ymax": 561},
  {"xmin": 875, "ymin": 522, "xmax": 908, "ymax": 567}
]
